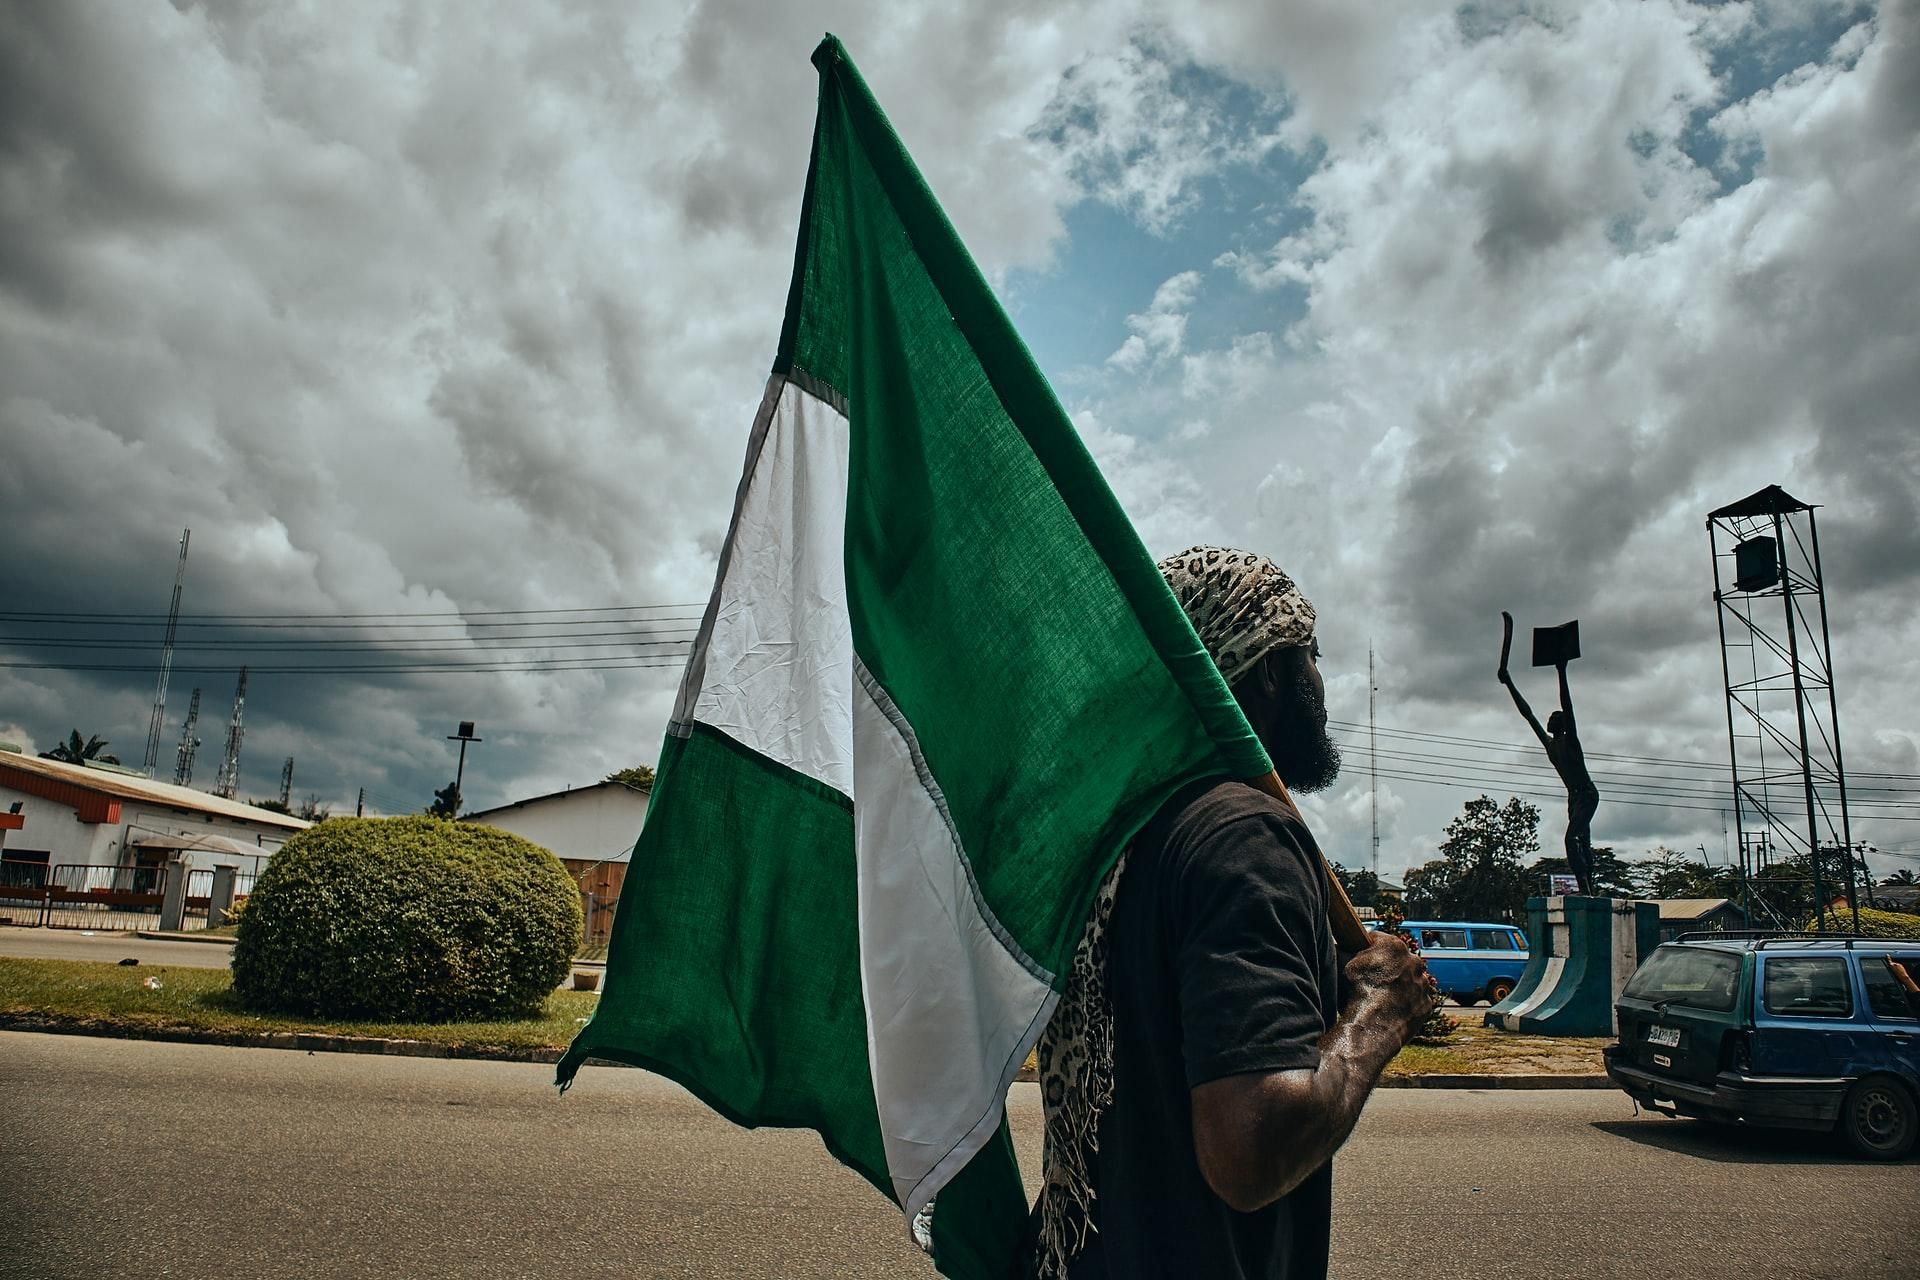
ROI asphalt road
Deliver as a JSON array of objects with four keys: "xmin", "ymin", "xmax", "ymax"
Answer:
[
  {"xmin": 1, "ymin": 1033, "xmax": 1912, "ymax": 1279},
  {"xmin": 0, "ymin": 925, "xmax": 233, "ymax": 968}
]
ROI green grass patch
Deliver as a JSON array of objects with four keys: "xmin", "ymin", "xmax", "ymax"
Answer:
[
  {"xmin": 0, "ymin": 956, "xmax": 599, "ymax": 1052},
  {"xmin": 1385, "ymin": 1019, "xmax": 1608, "ymax": 1077}
]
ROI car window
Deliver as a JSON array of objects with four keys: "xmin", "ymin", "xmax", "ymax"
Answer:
[
  {"xmin": 1862, "ymin": 955, "xmax": 1920, "ymax": 1021},
  {"xmin": 1423, "ymin": 928, "xmax": 1470, "ymax": 950},
  {"xmin": 1510, "ymin": 931, "xmax": 1528, "ymax": 951},
  {"xmin": 1622, "ymin": 945, "xmax": 1742, "ymax": 1012},
  {"xmin": 1472, "ymin": 929, "xmax": 1516, "ymax": 951},
  {"xmin": 1762, "ymin": 957, "xmax": 1853, "ymax": 1019}
]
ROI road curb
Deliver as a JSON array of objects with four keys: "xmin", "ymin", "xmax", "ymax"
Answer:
[
  {"xmin": 0, "ymin": 1013, "xmax": 574, "ymax": 1066},
  {"xmin": 1378, "ymin": 1073, "xmax": 1612, "ymax": 1089},
  {"xmin": 133, "ymin": 931, "xmax": 238, "ymax": 946}
]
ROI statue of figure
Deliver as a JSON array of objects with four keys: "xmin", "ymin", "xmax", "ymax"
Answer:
[{"xmin": 1498, "ymin": 611, "xmax": 1601, "ymax": 896}]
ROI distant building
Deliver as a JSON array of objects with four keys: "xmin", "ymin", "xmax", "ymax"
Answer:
[
  {"xmin": 463, "ymin": 780, "xmax": 650, "ymax": 944},
  {"xmin": 0, "ymin": 749, "xmax": 307, "ymax": 887},
  {"xmin": 1651, "ymin": 897, "xmax": 1750, "ymax": 943},
  {"xmin": 1867, "ymin": 882, "xmax": 1920, "ymax": 915}
]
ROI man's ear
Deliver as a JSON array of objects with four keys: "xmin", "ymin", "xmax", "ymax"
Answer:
[{"xmin": 1255, "ymin": 647, "xmax": 1287, "ymax": 698}]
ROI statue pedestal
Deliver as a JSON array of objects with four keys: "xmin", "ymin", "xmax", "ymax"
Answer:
[{"xmin": 1485, "ymin": 895, "xmax": 1658, "ymax": 1037}]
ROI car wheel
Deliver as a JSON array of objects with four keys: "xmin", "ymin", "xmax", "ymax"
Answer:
[
  {"xmin": 1486, "ymin": 979, "xmax": 1516, "ymax": 1005},
  {"xmin": 1839, "ymin": 1075, "xmax": 1917, "ymax": 1161}
]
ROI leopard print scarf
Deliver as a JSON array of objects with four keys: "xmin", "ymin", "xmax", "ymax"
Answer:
[
  {"xmin": 1033, "ymin": 850, "xmax": 1127, "ymax": 1279},
  {"xmin": 1158, "ymin": 545, "xmax": 1315, "ymax": 687}
]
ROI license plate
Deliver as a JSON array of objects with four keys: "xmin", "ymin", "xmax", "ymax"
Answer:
[{"xmin": 1647, "ymin": 1025, "xmax": 1682, "ymax": 1048}]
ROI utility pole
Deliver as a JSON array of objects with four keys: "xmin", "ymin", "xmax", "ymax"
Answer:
[
  {"xmin": 447, "ymin": 721, "xmax": 482, "ymax": 813},
  {"xmin": 279, "ymin": 757, "xmax": 294, "ymax": 808},
  {"xmin": 356, "ymin": 787, "xmax": 365, "ymax": 818},
  {"xmin": 142, "ymin": 529, "xmax": 191, "ymax": 777},
  {"xmin": 1368, "ymin": 643, "xmax": 1380, "ymax": 879},
  {"xmin": 172, "ymin": 688, "xmax": 202, "ymax": 787}
]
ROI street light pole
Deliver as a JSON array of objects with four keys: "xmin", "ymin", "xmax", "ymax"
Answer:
[{"xmin": 447, "ymin": 721, "xmax": 482, "ymax": 811}]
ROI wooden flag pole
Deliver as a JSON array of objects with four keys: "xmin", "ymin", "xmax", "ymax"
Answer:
[{"xmin": 1247, "ymin": 770, "xmax": 1372, "ymax": 953}]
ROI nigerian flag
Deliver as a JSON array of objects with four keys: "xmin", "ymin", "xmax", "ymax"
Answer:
[{"xmin": 557, "ymin": 35, "xmax": 1269, "ymax": 1278}]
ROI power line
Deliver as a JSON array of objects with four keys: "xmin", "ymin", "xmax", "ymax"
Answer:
[
  {"xmin": 1326, "ymin": 730, "xmax": 1920, "ymax": 804},
  {"xmin": 0, "ymin": 602, "xmax": 705, "ymax": 623},
  {"xmin": 0, "ymin": 655, "xmax": 693, "ymax": 676},
  {"xmin": 0, "ymin": 631, "xmax": 701, "ymax": 652},
  {"xmin": 1329, "ymin": 717, "xmax": 1920, "ymax": 782},
  {"xmin": 1362, "ymin": 761, "xmax": 1920, "ymax": 823}
]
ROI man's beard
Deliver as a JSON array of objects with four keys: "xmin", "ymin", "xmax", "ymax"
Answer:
[{"xmin": 1269, "ymin": 670, "xmax": 1342, "ymax": 794}]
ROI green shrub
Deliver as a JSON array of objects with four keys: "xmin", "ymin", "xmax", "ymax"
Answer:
[
  {"xmin": 1803, "ymin": 906, "xmax": 1920, "ymax": 939},
  {"xmin": 232, "ymin": 816, "xmax": 583, "ymax": 1021}
]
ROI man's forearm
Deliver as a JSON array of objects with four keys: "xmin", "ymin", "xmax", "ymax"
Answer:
[{"xmin": 1195, "ymin": 992, "xmax": 1409, "ymax": 1211}]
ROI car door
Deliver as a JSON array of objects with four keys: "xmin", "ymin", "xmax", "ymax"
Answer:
[
  {"xmin": 1856, "ymin": 951, "xmax": 1920, "ymax": 1078},
  {"xmin": 1753, "ymin": 953, "xmax": 1857, "ymax": 1078}
]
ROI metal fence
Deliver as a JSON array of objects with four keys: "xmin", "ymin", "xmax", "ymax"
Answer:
[{"xmin": 1, "ymin": 864, "xmax": 255, "ymax": 932}]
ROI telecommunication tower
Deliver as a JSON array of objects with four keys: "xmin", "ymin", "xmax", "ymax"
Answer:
[
  {"xmin": 278, "ymin": 757, "xmax": 295, "ymax": 808},
  {"xmin": 141, "ymin": 529, "xmax": 191, "ymax": 777},
  {"xmin": 1707, "ymin": 485, "xmax": 1856, "ymax": 930},
  {"xmin": 213, "ymin": 667, "xmax": 249, "ymax": 800},
  {"xmin": 1368, "ymin": 643, "xmax": 1380, "ymax": 879},
  {"xmin": 173, "ymin": 688, "xmax": 202, "ymax": 786}
]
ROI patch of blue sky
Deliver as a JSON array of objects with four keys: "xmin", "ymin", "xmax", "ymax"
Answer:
[
  {"xmin": 1682, "ymin": 1, "xmax": 1876, "ymax": 190},
  {"xmin": 1007, "ymin": 143, "xmax": 1319, "ymax": 394}
]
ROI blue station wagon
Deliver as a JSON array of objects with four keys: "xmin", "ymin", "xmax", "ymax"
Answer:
[
  {"xmin": 1391, "ymin": 920, "xmax": 1530, "ymax": 1006},
  {"xmin": 1605, "ymin": 935, "xmax": 1920, "ymax": 1159}
]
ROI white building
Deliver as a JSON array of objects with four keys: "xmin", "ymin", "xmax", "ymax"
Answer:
[
  {"xmin": 464, "ymin": 780, "xmax": 650, "ymax": 944},
  {"xmin": 462, "ymin": 780, "xmax": 650, "ymax": 868},
  {"xmin": 0, "ymin": 748, "xmax": 307, "ymax": 884}
]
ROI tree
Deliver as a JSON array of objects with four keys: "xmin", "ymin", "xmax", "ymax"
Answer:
[
  {"xmin": 427, "ymin": 781, "xmax": 461, "ymax": 818},
  {"xmin": 1330, "ymin": 863, "xmax": 1381, "ymax": 908},
  {"xmin": 1640, "ymin": 846, "xmax": 1731, "ymax": 900},
  {"xmin": 605, "ymin": 765, "xmax": 656, "ymax": 791},
  {"xmin": 1528, "ymin": 845, "xmax": 1640, "ymax": 898},
  {"xmin": 295, "ymin": 794, "xmax": 332, "ymax": 823},
  {"xmin": 41, "ymin": 731, "xmax": 119, "ymax": 766},
  {"xmin": 250, "ymin": 797, "xmax": 294, "ymax": 816},
  {"xmin": 1885, "ymin": 870, "xmax": 1918, "ymax": 887},
  {"xmin": 1402, "ymin": 796, "xmax": 1539, "ymax": 922}
]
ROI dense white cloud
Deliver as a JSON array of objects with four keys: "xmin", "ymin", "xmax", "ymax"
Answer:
[{"xmin": 5, "ymin": 1, "xmax": 1915, "ymax": 884}]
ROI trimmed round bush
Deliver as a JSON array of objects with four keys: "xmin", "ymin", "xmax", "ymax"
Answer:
[{"xmin": 233, "ymin": 816, "xmax": 583, "ymax": 1021}]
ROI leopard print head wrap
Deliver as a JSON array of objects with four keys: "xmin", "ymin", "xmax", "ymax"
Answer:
[{"xmin": 1157, "ymin": 545, "xmax": 1316, "ymax": 686}]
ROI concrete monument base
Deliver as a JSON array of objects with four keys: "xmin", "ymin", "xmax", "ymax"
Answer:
[{"xmin": 1485, "ymin": 895, "xmax": 1658, "ymax": 1037}]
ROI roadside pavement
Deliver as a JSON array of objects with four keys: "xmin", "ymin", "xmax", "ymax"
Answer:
[
  {"xmin": 0, "ymin": 924, "xmax": 234, "ymax": 969},
  {"xmin": 2, "ymin": 1032, "xmax": 1911, "ymax": 1279}
]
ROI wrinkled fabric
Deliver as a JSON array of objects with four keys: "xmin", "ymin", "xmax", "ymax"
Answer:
[{"xmin": 1157, "ymin": 546, "xmax": 1316, "ymax": 686}]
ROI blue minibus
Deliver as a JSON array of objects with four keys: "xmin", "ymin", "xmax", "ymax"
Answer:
[{"xmin": 1384, "ymin": 920, "xmax": 1531, "ymax": 1006}]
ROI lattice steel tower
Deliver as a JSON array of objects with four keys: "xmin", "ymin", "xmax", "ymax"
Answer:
[
  {"xmin": 173, "ymin": 687, "xmax": 202, "ymax": 787},
  {"xmin": 142, "ymin": 529, "xmax": 191, "ymax": 777},
  {"xmin": 213, "ymin": 667, "xmax": 249, "ymax": 800},
  {"xmin": 1708, "ymin": 486, "xmax": 1856, "ymax": 930}
]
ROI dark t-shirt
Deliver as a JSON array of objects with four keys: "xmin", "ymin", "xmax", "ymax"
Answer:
[{"xmin": 1064, "ymin": 778, "xmax": 1339, "ymax": 1280}]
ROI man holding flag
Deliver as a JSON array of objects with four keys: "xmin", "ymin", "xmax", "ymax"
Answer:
[
  {"xmin": 558, "ymin": 35, "xmax": 1430, "ymax": 1280},
  {"xmin": 1029, "ymin": 547, "xmax": 1439, "ymax": 1278}
]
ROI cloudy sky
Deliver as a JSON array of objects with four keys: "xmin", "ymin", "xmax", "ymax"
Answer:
[{"xmin": 4, "ymin": 0, "xmax": 1916, "ymax": 884}]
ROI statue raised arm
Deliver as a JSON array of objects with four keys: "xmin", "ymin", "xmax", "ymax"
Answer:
[{"xmin": 1497, "ymin": 611, "xmax": 1602, "ymax": 896}]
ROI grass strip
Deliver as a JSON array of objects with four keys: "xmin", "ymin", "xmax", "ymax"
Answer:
[
  {"xmin": 0, "ymin": 956, "xmax": 598, "ymax": 1053},
  {"xmin": 3, "ymin": 957, "xmax": 1610, "ymax": 1077}
]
